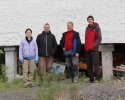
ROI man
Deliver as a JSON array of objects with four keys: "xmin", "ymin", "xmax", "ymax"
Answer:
[
  {"xmin": 84, "ymin": 15, "xmax": 102, "ymax": 83},
  {"xmin": 36, "ymin": 23, "xmax": 57, "ymax": 80},
  {"xmin": 19, "ymin": 28, "xmax": 38, "ymax": 88},
  {"xmin": 60, "ymin": 22, "xmax": 81, "ymax": 83}
]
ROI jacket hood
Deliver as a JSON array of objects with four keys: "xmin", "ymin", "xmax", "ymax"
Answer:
[
  {"xmin": 93, "ymin": 22, "xmax": 99, "ymax": 28},
  {"xmin": 87, "ymin": 22, "xmax": 99, "ymax": 31}
]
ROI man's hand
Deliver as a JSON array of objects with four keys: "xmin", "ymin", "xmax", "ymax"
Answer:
[
  {"xmin": 63, "ymin": 48, "xmax": 65, "ymax": 51},
  {"xmin": 75, "ymin": 53, "xmax": 79, "ymax": 57}
]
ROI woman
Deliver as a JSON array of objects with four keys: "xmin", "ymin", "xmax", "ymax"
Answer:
[{"xmin": 19, "ymin": 28, "xmax": 38, "ymax": 87}]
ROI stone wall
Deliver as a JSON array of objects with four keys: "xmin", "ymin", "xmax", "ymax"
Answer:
[{"xmin": 0, "ymin": 0, "xmax": 125, "ymax": 46}]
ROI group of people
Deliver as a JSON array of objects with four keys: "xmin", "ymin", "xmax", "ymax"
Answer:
[{"xmin": 19, "ymin": 15, "xmax": 102, "ymax": 88}]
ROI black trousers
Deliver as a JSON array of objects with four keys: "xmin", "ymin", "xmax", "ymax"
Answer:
[{"xmin": 86, "ymin": 50, "xmax": 101, "ymax": 81}]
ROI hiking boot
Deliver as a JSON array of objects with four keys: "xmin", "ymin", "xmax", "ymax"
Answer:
[
  {"xmin": 29, "ymin": 83, "xmax": 35, "ymax": 87},
  {"xmin": 23, "ymin": 83, "xmax": 29, "ymax": 88},
  {"xmin": 94, "ymin": 80, "xmax": 100, "ymax": 83},
  {"xmin": 73, "ymin": 79, "xmax": 78, "ymax": 83},
  {"xmin": 89, "ymin": 79, "xmax": 94, "ymax": 83},
  {"xmin": 73, "ymin": 77, "xmax": 78, "ymax": 83},
  {"xmin": 28, "ymin": 82, "xmax": 35, "ymax": 87}
]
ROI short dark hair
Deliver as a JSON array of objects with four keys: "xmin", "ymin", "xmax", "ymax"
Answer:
[
  {"xmin": 44, "ymin": 23, "xmax": 50, "ymax": 26},
  {"xmin": 87, "ymin": 15, "xmax": 94, "ymax": 21},
  {"xmin": 25, "ymin": 28, "xmax": 32, "ymax": 33},
  {"xmin": 67, "ymin": 21, "xmax": 74, "ymax": 26}
]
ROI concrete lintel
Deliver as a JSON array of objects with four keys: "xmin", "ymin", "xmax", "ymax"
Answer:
[
  {"xmin": 99, "ymin": 44, "xmax": 114, "ymax": 52},
  {"xmin": 4, "ymin": 47, "xmax": 16, "ymax": 52}
]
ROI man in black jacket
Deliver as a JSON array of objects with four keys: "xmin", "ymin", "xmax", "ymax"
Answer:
[
  {"xmin": 60, "ymin": 22, "xmax": 81, "ymax": 83},
  {"xmin": 36, "ymin": 23, "xmax": 57, "ymax": 80}
]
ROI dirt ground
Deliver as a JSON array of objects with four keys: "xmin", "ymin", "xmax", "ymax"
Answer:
[
  {"xmin": 79, "ymin": 80, "xmax": 125, "ymax": 100},
  {"xmin": 0, "ymin": 87, "xmax": 38, "ymax": 100},
  {"xmin": 0, "ymin": 91, "xmax": 36, "ymax": 100},
  {"xmin": 1, "ymin": 80, "xmax": 125, "ymax": 100},
  {"xmin": 53, "ymin": 80, "xmax": 125, "ymax": 100}
]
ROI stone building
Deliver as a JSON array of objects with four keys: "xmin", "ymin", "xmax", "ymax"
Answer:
[{"xmin": 0, "ymin": 0, "xmax": 125, "ymax": 82}]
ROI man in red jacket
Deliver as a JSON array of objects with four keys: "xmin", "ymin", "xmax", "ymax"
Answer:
[
  {"xmin": 60, "ymin": 22, "xmax": 81, "ymax": 83},
  {"xmin": 84, "ymin": 15, "xmax": 102, "ymax": 83}
]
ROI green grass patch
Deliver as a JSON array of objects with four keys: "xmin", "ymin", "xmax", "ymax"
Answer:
[
  {"xmin": 0, "ymin": 79, "xmax": 24, "ymax": 92},
  {"xmin": 37, "ymin": 72, "xmax": 83, "ymax": 100},
  {"xmin": 0, "ymin": 68, "xmax": 87, "ymax": 100}
]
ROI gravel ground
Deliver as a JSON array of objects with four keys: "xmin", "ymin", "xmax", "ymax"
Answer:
[
  {"xmin": 0, "ymin": 92, "xmax": 36, "ymax": 100},
  {"xmin": 79, "ymin": 80, "xmax": 125, "ymax": 100},
  {"xmin": 0, "ymin": 87, "xmax": 38, "ymax": 100},
  {"xmin": 1, "ymin": 80, "xmax": 125, "ymax": 100}
]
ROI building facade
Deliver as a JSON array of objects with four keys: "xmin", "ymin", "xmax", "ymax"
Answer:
[{"xmin": 0, "ymin": 0, "xmax": 125, "ymax": 82}]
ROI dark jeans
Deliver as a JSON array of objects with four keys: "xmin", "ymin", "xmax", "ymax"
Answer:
[
  {"xmin": 65, "ymin": 56, "xmax": 79, "ymax": 82},
  {"xmin": 86, "ymin": 50, "xmax": 101, "ymax": 81}
]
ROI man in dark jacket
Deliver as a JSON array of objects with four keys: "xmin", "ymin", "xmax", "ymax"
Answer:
[
  {"xmin": 84, "ymin": 15, "xmax": 102, "ymax": 83},
  {"xmin": 36, "ymin": 23, "xmax": 57, "ymax": 80},
  {"xmin": 60, "ymin": 22, "xmax": 81, "ymax": 83}
]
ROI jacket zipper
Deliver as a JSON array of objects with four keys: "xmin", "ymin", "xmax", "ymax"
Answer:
[
  {"xmin": 46, "ymin": 34, "xmax": 48, "ymax": 56},
  {"xmin": 29, "ymin": 42, "xmax": 30, "ymax": 57}
]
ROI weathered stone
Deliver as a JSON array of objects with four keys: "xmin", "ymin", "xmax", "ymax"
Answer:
[
  {"xmin": 4, "ymin": 47, "xmax": 17, "ymax": 82},
  {"xmin": 99, "ymin": 44, "xmax": 114, "ymax": 81}
]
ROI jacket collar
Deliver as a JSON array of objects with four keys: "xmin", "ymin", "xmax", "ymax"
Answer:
[
  {"xmin": 42, "ymin": 31, "xmax": 51, "ymax": 35},
  {"xmin": 88, "ymin": 22, "xmax": 99, "ymax": 28},
  {"xmin": 87, "ymin": 22, "xmax": 99, "ymax": 30},
  {"xmin": 25, "ymin": 37, "xmax": 33, "ymax": 43}
]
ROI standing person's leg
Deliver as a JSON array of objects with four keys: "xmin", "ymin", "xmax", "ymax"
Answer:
[
  {"xmin": 39, "ymin": 57, "xmax": 47, "ymax": 80},
  {"xmin": 29, "ymin": 59, "xmax": 35, "ymax": 86},
  {"xmin": 65, "ymin": 57, "xmax": 72, "ymax": 79},
  {"xmin": 86, "ymin": 52, "xmax": 94, "ymax": 82},
  {"xmin": 91, "ymin": 51, "xmax": 101, "ymax": 81},
  {"xmin": 22, "ymin": 60, "xmax": 29, "ymax": 87},
  {"xmin": 46, "ymin": 56, "xmax": 53, "ymax": 72},
  {"xmin": 72, "ymin": 56, "xmax": 79, "ymax": 82}
]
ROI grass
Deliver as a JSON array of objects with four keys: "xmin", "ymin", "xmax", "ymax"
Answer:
[
  {"xmin": 0, "ymin": 64, "xmax": 7, "ymax": 82},
  {"xmin": 38, "ymin": 81, "xmax": 62, "ymax": 100},
  {"xmin": 37, "ymin": 72, "xmax": 84, "ymax": 100},
  {"xmin": 0, "ymin": 71, "xmax": 125, "ymax": 100},
  {"xmin": 37, "ymin": 73, "xmax": 65, "ymax": 100},
  {"xmin": 0, "ymin": 79, "xmax": 24, "ymax": 92},
  {"xmin": 0, "ymin": 64, "xmax": 25, "ymax": 92},
  {"xmin": 0, "ymin": 69, "xmax": 86, "ymax": 100}
]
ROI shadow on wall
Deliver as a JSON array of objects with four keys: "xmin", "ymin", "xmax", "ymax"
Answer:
[
  {"xmin": 113, "ymin": 43, "xmax": 125, "ymax": 66},
  {"xmin": 0, "ymin": 48, "xmax": 5, "ymax": 65}
]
